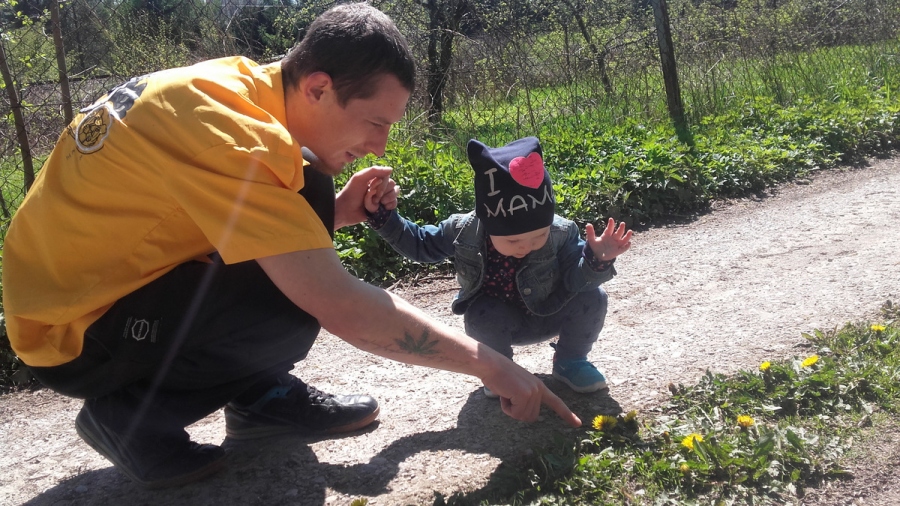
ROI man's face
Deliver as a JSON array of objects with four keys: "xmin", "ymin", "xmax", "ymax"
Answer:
[
  {"xmin": 490, "ymin": 227, "xmax": 551, "ymax": 258},
  {"xmin": 288, "ymin": 73, "xmax": 410, "ymax": 176}
]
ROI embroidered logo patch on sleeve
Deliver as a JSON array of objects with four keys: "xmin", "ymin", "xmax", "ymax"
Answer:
[
  {"xmin": 74, "ymin": 76, "xmax": 148, "ymax": 154},
  {"xmin": 74, "ymin": 105, "xmax": 112, "ymax": 154}
]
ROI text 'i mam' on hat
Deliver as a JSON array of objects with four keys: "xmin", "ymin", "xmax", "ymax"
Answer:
[{"xmin": 467, "ymin": 136, "xmax": 555, "ymax": 236}]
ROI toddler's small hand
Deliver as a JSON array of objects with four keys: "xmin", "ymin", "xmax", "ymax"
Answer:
[
  {"xmin": 365, "ymin": 175, "xmax": 400, "ymax": 213},
  {"xmin": 585, "ymin": 217, "xmax": 633, "ymax": 261}
]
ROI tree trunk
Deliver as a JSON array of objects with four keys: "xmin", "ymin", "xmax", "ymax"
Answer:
[
  {"xmin": 50, "ymin": 0, "xmax": 74, "ymax": 125},
  {"xmin": 425, "ymin": 0, "xmax": 444, "ymax": 120},
  {"xmin": 424, "ymin": 0, "xmax": 468, "ymax": 122},
  {"xmin": 0, "ymin": 37, "xmax": 36, "ymax": 196},
  {"xmin": 560, "ymin": 0, "xmax": 613, "ymax": 95}
]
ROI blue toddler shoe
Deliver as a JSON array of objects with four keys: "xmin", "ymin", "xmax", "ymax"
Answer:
[{"xmin": 552, "ymin": 356, "xmax": 608, "ymax": 393}]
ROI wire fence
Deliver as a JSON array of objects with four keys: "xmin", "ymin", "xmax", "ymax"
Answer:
[{"xmin": 1, "ymin": 0, "xmax": 898, "ymax": 239}]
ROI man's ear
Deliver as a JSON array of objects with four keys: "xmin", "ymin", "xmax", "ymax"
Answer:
[{"xmin": 300, "ymin": 72, "xmax": 333, "ymax": 103}]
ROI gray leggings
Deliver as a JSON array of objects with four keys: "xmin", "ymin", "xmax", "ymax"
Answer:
[{"xmin": 463, "ymin": 287, "xmax": 608, "ymax": 361}]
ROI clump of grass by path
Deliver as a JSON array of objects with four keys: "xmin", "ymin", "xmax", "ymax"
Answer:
[{"xmin": 429, "ymin": 302, "xmax": 899, "ymax": 505}]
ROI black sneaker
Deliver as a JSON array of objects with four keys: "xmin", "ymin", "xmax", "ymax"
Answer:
[
  {"xmin": 75, "ymin": 401, "xmax": 227, "ymax": 489},
  {"xmin": 223, "ymin": 376, "xmax": 380, "ymax": 440}
]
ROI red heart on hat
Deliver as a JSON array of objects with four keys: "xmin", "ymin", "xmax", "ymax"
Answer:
[{"xmin": 509, "ymin": 152, "xmax": 545, "ymax": 189}]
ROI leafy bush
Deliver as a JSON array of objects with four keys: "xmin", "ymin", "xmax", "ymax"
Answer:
[{"xmin": 544, "ymin": 124, "xmax": 706, "ymax": 227}]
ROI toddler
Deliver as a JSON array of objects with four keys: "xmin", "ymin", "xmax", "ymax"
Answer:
[{"xmin": 365, "ymin": 137, "xmax": 632, "ymax": 397}]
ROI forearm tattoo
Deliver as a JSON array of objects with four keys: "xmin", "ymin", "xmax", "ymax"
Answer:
[{"xmin": 396, "ymin": 329, "xmax": 439, "ymax": 356}]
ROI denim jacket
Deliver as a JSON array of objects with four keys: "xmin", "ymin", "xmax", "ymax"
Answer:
[{"xmin": 373, "ymin": 210, "xmax": 616, "ymax": 316}]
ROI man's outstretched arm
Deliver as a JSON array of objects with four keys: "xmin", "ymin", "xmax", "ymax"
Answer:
[{"xmin": 256, "ymin": 248, "xmax": 581, "ymax": 427}]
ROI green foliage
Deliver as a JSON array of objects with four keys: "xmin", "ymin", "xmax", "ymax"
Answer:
[
  {"xmin": 0, "ymin": 7, "xmax": 56, "ymax": 85},
  {"xmin": 101, "ymin": 14, "xmax": 192, "ymax": 76},
  {"xmin": 118, "ymin": 0, "xmax": 210, "ymax": 49},
  {"xmin": 543, "ymin": 123, "xmax": 703, "ymax": 228},
  {"xmin": 344, "ymin": 73, "xmax": 898, "ymax": 270},
  {"xmin": 334, "ymin": 140, "xmax": 472, "ymax": 283},
  {"xmin": 338, "ymin": 75, "xmax": 900, "ymax": 280},
  {"xmin": 455, "ymin": 318, "xmax": 899, "ymax": 505},
  {"xmin": 227, "ymin": 1, "xmax": 325, "ymax": 60}
]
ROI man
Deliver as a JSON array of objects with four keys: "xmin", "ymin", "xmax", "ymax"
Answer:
[{"xmin": 2, "ymin": 3, "xmax": 580, "ymax": 489}]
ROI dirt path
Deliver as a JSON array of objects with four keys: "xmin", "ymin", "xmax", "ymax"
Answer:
[{"xmin": 2, "ymin": 159, "xmax": 899, "ymax": 506}]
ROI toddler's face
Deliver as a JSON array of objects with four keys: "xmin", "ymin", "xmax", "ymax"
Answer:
[{"xmin": 490, "ymin": 227, "xmax": 551, "ymax": 258}]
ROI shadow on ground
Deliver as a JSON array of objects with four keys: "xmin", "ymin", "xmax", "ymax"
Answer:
[{"xmin": 22, "ymin": 377, "xmax": 622, "ymax": 506}]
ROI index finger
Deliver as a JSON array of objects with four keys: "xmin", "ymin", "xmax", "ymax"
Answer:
[{"xmin": 542, "ymin": 386, "xmax": 582, "ymax": 427}]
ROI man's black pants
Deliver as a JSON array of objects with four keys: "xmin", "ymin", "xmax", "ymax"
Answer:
[{"xmin": 30, "ymin": 162, "xmax": 335, "ymax": 440}]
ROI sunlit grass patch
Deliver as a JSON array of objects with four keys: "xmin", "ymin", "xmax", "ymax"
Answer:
[{"xmin": 451, "ymin": 304, "xmax": 899, "ymax": 505}]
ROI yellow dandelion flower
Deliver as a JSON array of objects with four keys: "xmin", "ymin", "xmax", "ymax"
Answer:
[
  {"xmin": 801, "ymin": 355, "xmax": 819, "ymax": 368},
  {"xmin": 681, "ymin": 433, "xmax": 703, "ymax": 450},
  {"xmin": 759, "ymin": 361, "xmax": 771, "ymax": 371},
  {"xmin": 737, "ymin": 415, "xmax": 755, "ymax": 428},
  {"xmin": 871, "ymin": 324, "xmax": 886, "ymax": 332},
  {"xmin": 623, "ymin": 410, "xmax": 638, "ymax": 423},
  {"xmin": 592, "ymin": 415, "xmax": 618, "ymax": 431},
  {"xmin": 679, "ymin": 463, "xmax": 690, "ymax": 473}
]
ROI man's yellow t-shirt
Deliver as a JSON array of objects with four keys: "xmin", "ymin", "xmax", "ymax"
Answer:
[{"xmin": 3, "ymin": 56, "xmax": 334, "ymax": 367}]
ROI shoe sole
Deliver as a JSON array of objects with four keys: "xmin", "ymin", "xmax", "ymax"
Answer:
[
  {"xmin": 223, "ymin": 405, "xmax": 380, "ymax": 440},
  {"xmin": 75, "ymin": 408, "xmax": 227, "ymax": 489},
  {"xmin": 552, "ymin": 371, "xmax": 608, "ymax": 393}
]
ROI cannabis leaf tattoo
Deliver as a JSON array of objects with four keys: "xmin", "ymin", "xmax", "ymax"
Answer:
[{"xmin": 396, "ymin": 329, "xmax": 439, "ymax": 356}]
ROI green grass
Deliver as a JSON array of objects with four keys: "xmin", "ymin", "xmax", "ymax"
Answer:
[
  {"xmin": 435, "ymin": 40, "xmax": 900, "ymax": 144},
  {"xmin": 432, "ymin": 303, "xmax": 900, "ymax": 505},
  {"xmin": 0, "ymin": 153, "xmax": 33, "ymax": 240},
  {"xmin": 333, "ymin": 74, "xmax": 899, "ymax": 281}
]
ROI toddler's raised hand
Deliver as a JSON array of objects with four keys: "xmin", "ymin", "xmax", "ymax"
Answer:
[{"xmin": 585, "ymin": 217, "xmax": 633, "ymax": 261}]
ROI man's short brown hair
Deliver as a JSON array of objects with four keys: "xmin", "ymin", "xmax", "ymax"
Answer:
[{"xmin": 282, "ymin": 2, "xmax": 416, "ymax": 105}]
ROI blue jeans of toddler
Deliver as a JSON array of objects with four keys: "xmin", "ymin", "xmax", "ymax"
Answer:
[{"xmin": 463, "ymin": 287, "xmax": 608, "ymax": 362}]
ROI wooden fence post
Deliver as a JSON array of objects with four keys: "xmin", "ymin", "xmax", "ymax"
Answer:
[{"xmin": 651, "ymin": 0, "xmax": 692, "ymax": 145}]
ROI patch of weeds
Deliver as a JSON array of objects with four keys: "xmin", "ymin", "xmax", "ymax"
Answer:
[{"xmin": 448, "ymin": 312, "xmax": 899, "ymax": 505}]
